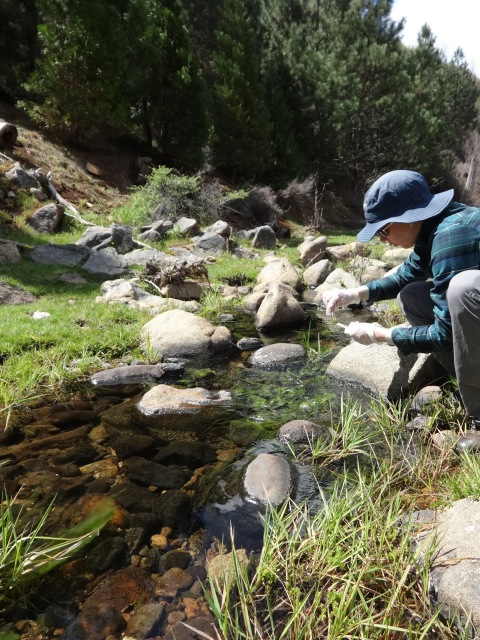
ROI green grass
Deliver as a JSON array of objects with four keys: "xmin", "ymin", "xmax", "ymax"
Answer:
[
  {"xmin": 0, "ymin": 492, "xmax": 115, "ymax": 616},
  {"xmin": 203, "ymin": 395, "xmax": 470, "ymax": 640},
  {"xmin": 0, "ymin": 259, "xmax": 151, "ymax": 423}
]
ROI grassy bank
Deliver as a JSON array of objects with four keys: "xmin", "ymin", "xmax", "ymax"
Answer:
[{"xmin": 205, "ymin": 396, "xmax": 475, "ymax": 640}]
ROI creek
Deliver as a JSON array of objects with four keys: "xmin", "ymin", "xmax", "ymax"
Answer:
[{"xmin": 0, "ymin": 305, "xmax": 376, "ymax": 637}]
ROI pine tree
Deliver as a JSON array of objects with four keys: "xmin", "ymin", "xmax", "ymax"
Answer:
[
  {"xmin": 211, "ymin": 0, "xmax": 273, "ymax": 179},
  {"xmin": 126, "ymin": 0, "xmax": 210, "ymax": 171},
  {"xmin": 257, "ymin": 0, "xmax": 312, "ymax": 182},
  {"xmin": 23, "ymin": 0, "xmax": 130, "ymax": 144},
  {"xmin": 0, "ymin": 0, "xmax": 38, "ymax": 100},
  {"xmin": 314, "ymin": 0, "xmax": 410, "ymax": 186}
]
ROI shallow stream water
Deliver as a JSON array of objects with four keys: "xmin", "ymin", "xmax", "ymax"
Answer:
[{"xmin": 1, "ymin": 304, "xmax": 381, "ymax": 635}]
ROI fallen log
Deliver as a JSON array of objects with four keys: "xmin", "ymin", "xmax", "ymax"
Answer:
[{"xmin": 0, "ymin": 122, "xmax": 18, "ymax": 149}]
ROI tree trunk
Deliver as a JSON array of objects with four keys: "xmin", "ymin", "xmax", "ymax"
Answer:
[{"xmin": 0, "ymin": 122, "xmax": 18, "ymax": 149}]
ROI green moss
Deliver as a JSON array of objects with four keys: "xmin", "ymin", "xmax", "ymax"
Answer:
[{"xmin": 229, "ymin": 418, "xmax": 278, "ymax": 447}]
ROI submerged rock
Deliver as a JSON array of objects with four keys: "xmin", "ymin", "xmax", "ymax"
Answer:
[
  {"xmin": 244, "ymin": 452, "xmax": 291, "ymax": 505},
  {"xmin": 248, "ymin": 343, "xmax": 306, "ymax": 370},
  {"xmin": 277, "ymin": 419, "xmax": 331, "ymax": 445},
  {"xmin": 90, "ymin": 364, "xmax": 166, "ymax": 386},
  {"xmin": 135, "ymin": 385, "xmax": 233, "ymax": 438}
]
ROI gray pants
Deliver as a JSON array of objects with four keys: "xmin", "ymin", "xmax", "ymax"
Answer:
[{"xmin": 397, "ymin": 270, "xmax": 480, "ymax": 421}]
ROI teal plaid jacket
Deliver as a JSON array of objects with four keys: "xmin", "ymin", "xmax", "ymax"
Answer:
[{"xmin": 366, "ymin": 202, "xmax": 480, "ymax": 354}]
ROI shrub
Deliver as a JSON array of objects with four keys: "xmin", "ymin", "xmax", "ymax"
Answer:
[{"xmin": 116, "ymin": 166, "xmax": 226, "ymax": 228}]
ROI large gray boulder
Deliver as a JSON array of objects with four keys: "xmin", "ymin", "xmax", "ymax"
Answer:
[
  {"xmin": 27, "ymin": 203, "xmax": 64, "ymax": 234},
  {"xmin": 97, "ymin": 279, "xmax": 200, "ymax": 312},
  {"xmin": 326, "ymin": 342, "xmax": 442, "ymax": 400},
  {"xmin": 122, "ymin": 248, "xmax": 168, "ymax": 266},
  {"xmin": 140, "ymin": 309, "xmax": 233, "ymax": 362},
  {"xmin": 298, "ymin": 235, "xmax": 327, "ymax": 267},
  {"xmin": 76, "ymin": 223, "xmax": 134, "ymax": 254},
  {"xmin": 173, "ymin": 217, "xmax": 200, "ymax": 236},
  {"xmin": 82, "ymin": 247, "xmax": 128, "ymax": 276},
  {"xmin": 192, "ymin": 232, "xmax": 226, "ymax": 255},
  {"xmin": 251, "ymin": 225, "xmax": 277, "ymax": 249},
  {"xmin": 255, "ymin": 282, "xmax": 306, "ymax": 330},
  {"xmin": 256, "ymin": 257, "xmax": 302, "ymax": 292},
  {"xmin": 303, "ymin": 259, "xmax": 334, "ymax": 287},
  {"xmin": 248, "ymin": 343, "xmax": 306, "ymax": 370},
  {"xmin": 5, "ymin": 164, "xmax": 39, "ymax": 189},
  {"xmin": 30, "ymin": 243, "xmax": 90, "ymax": 266},
  {"xmin": 412, "ymin": 499, "xmax": 480, "ymax": 634}
]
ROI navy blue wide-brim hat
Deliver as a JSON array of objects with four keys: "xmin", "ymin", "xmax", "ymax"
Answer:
[{"xmin": 357, "ymin": 170, "xmax": 454, "ymax": 242}]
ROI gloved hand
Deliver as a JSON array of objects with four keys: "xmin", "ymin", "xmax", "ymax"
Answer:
[
  {"xmin": 344, "ymin": 321, "xmax": 393, "ymax": 345},
  {"xmin": 322, "ymin": 286, "xmax": 368, "ymax": 315}
]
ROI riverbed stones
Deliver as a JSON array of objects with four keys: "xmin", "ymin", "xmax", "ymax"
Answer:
[
  {"xmin": 124, "ymin": 602, "xmax": 165, "ymax": 640},
  {"xmin": 163, "ymin": 616, "xmax": 220, "ymax": 640},
  {"xmin": 123, "ymin": 456, "xmax": 188, "ymax": 489},
  {"xmin": 140, "ymin": 310, "xmax": 234, "ymax": 362},
  {"xmin": 244, "ymin": 453, "xmax": 291, "ymax": 505},
  {"xmin": 236, "ymin": 337, "xmax": 263, "ymax": 351},
  {"xmin": 153, "ymin": 441, "xmax": 216, "ymax": 468},
  {"xmin": 248, "ymin": 343, "xmax": 306, "ymax": 370},
  {"xmin": 65, "ymin": 566, "xmax": 155, "ymax": 640}
]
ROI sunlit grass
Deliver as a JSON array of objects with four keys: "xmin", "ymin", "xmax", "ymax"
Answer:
[
  {"xmin": 202, "ymin": 394, "xmax": 469, "ymax": 639},
  {"xmin": 0, "ymin": 492, "xmax": 115, "ymax": 615}
]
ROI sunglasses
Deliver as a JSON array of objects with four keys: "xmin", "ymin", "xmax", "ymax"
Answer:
[{"xmin": 377, "ymin": 222, "xmax": 393, "ymax": 239}]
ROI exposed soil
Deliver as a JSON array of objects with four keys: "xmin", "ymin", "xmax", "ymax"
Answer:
[{"xmin": 0, "ymin": 100, "xmax": 138, "ymax": 216}]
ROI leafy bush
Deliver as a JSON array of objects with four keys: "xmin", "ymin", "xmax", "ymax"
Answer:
[{"xmin": 115, "ymin": 166, "xmax": 227, "ymax": 228}]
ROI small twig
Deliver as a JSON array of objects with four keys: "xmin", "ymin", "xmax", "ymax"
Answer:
[
  {"xmin": 0, "ymin": 151, "xmax": 15, "ymax": 163},
  {"xmin": 0, "ymin": 238, "xmax": 33, "ymax": 249}
]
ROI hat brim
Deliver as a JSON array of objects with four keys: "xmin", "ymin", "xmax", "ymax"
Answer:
[{"xmin": 357, "ymin": 189, "xmax": 454, "ymax": 242}]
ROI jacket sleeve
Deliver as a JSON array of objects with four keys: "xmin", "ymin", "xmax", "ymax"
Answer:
[{"xmin": 389, "ymin": 224, "xmax": 480, "ymax": 353}]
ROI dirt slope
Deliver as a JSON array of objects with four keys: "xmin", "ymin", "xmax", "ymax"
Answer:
[{"xmin": 1, "ymin": 101, "xmax": 136, "ymax": 216}]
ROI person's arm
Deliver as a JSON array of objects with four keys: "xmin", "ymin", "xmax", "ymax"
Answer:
[{"xmin": 391, "ymin": 222, "xmax": 480, "ymax": 354}]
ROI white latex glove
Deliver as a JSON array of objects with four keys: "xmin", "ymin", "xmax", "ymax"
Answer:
[
  {"xmin": 322, "ymin": 286, "xmax": 368, "ymax": 315},
  {"xmin": 344, "ymin": 321, "xmax": 393, "ymax": 345}
]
